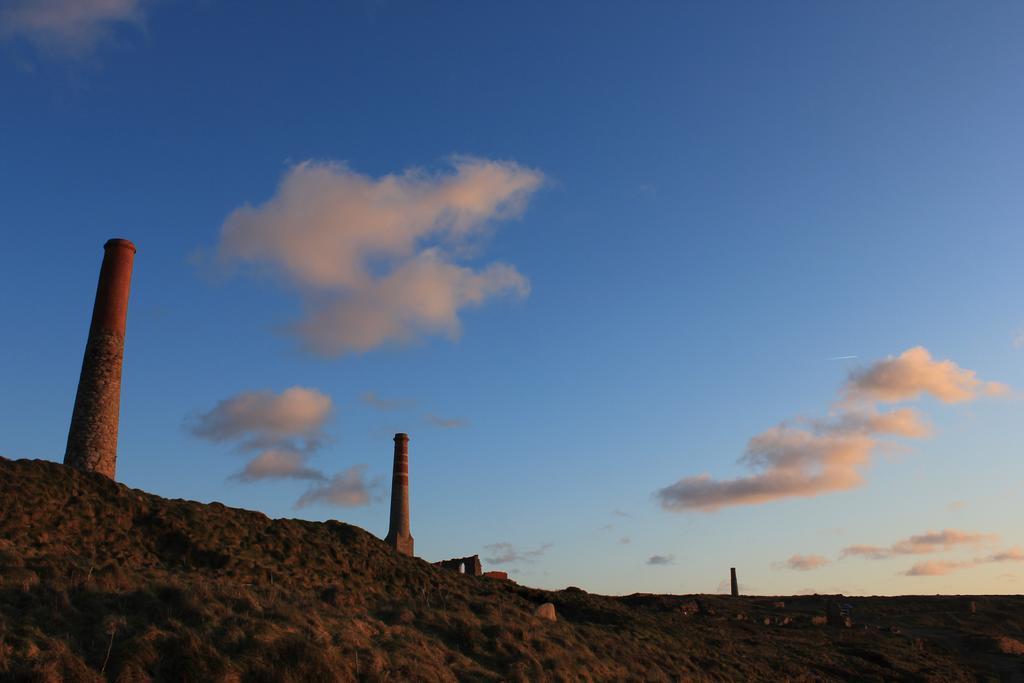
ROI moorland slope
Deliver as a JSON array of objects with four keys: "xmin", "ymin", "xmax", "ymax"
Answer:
[{"xmin": 1, "ymin": 456, "xmax": 1023, "ymax": 681}]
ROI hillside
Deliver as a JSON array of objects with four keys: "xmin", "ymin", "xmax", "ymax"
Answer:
[{"xmin": 1, "ymin": 456, "xmax": 1023, "ymax": 682}]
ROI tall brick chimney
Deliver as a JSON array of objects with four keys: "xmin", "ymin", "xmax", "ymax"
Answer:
[
  {"xmin": 385, "ymin": 432, "xmax": 414, "ymax": 556},
  {"xmin": 730, "ymin": 567, "xmax": 739, "ymax": 597},
  {"xmin": 64, "ymin": 238, "xmax": 136, "ymax": 480}
]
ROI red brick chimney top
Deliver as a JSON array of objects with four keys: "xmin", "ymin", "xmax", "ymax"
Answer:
[{"xmin": 104, "ymin": 238, "xmax": 137, "ymax": 253}]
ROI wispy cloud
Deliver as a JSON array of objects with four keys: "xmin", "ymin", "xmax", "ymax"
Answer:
[
  {"xmin": 189, "ymin": 386, "xmax": 331, "ymax": 484},
  {"xmin": 655, "ymin": 348, "xmax": 1007, "ymax": 512},
  {"xmin": 903, "ymin": 547, "xmax": 1024, "ymax": 576},
  {"xmin": 841, "ymin": 529, "xmax": 998, "ymax": 560},
  {"xmin": 483, "ymin": 542, "xmax": 552, "ymax": 565},
  {"xmin": 947, "ymin": 500, "xmax": 968, "ymax": 512},
  {"xmin": 294, "ymin": 465, "xmax": 379, "ymax": 509},
  {"xmin": 619, "ymin": 537, "xmax": 631, "ymax": 545},
  {"xmin": 0, "ymin": 0, "xmax": 146, "ymax": 57},
  {"xmin": 230, "ymin": 448, "xmax": 326, "ymax": 483},
  {"xmin": 612, "ymin": 509, "xmax": 631, "ymax": 518},
  {"xmin": 647, "ymin": 554, "xmax": 675, "ymax": 566},
  {"xmin": 772, "ymin": 554, "xmax": 830, "ymax": 571},
  {"xmin": 426, "ymin": 413, "xmax": 467, "ymax": 429},
  {"xmin": 189, "ymin": 387, "xmax": 373, "ymax": 508},
  {"xmin": 360, "ymin": 391, "xmax": 415, "ymax": 411},
  {"xmin": 212, "ymin": 157, "xmax": 542, "ymax": 356},
  {"xmin": 1014, "ymin": 330, "xmax": 1024, "ymax": 349}
]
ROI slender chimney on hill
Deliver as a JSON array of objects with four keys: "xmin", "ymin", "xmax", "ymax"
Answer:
[
  {"xmin": 730, "ymin": 567, "xmax": 739, "ymax": 597},
  {"xmin": 385, "ymin": 433, "xmax": 414, "ymax": 556},
  {"xmin": 64, "ymin": 239, "xmax": 136, "ymax": 480}
]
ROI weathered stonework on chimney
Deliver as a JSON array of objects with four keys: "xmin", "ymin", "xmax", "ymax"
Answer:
[
  {"xmin": 64, "ymin": 239, "xmax": 136, "ymax": 480},
  {"xmin": 385, "ymin": 433, "xmax": 414, "ymax": 556}
]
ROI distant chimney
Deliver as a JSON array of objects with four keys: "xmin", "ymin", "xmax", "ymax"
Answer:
[
  {"xmin": 385, "ymin": 433, "xmax": 414, "ymax": 556},
  {"xmin": 730, "ymin": 567, "xmax": 739, "ymax": 597},
  {"xmin": 64, "ymin": 239, "xmax": 136, "ymax": 480}
]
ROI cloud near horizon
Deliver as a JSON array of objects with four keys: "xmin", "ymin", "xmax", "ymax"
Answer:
[
  {"xmin": 483, "ymin": 542, "xmax": 552, "ymax": 565},
  {"xmin": 0, "ymin": 0, "xmax": 145, "ymax": 56},
  {"xmin": 646, "ymin": 554, "xmax": 675, "ymax": 566},
  {"xmin": 841, "ymin": 529, "xmax": 999, "ymax": 560},
  {"xmin": 656, "ymin": 348, "xmax": 1006, "ymax": 512},
  {"xmin": 214, "ymin": 158, "xmax": 542, "ymax": 356},
  {"xmin": 903, "ymin": 547, "xmax": 1024, "ymax": 577},
  {"xmin": 773, "ymin": 554, "xmax": 830, "ymax": 571}
]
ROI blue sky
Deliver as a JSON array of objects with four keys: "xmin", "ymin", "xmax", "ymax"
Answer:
[{"xmin": 1, "ymin": 1, "xmax": 1022, "ymax": 595}]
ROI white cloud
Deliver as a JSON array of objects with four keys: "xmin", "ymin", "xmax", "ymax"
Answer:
[
  {"xmin": 842, "ymin": 529, "xmax": 999, "ymax": 560},
  {"xmin": 772, "ymin": 554, "xmax": 830, "ymax": 571},
  {"xmin": 903, "ymin": 547, "xmax": 1024, "ymax": 576},
  {"xmin": 230, "ymin": 448, "xmax": 326, "ymax": 483},
  {"xmin": 189, "ymin": 387, "xmax": 332, "ymax": 443},
  {"xmin": 190, "ymin": 387, "xmax": 374, "ymax": 508},
  {"xmin": 214, "ymin": 158, "xmax": 543, "ymax": 355},
  {"xmin": 844, "ymin": 346, "xmax": 1008, "ymax": 404},
  {"xmin": 294, "ymin": 465, "xmax": 376, "ymax": 509},
  {"xmin": 656, "ymin": 348, "xmax": 1008, "ymax": 512},
  {"xmin": 656, "ymin": 409, "xmax": 923, "ymax": 512},
  {"xmin": 0, "ymin": 0, "xmax": 145, "ymax": 56}
]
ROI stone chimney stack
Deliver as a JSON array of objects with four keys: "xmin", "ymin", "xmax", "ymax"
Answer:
[
  {"xmin": 730, "ymin": 567, "xmax": 739, "ymax": 597},
  {"xmin": 64, "ymin": 239, "xmax": 136, "ymax": 480},
  {"xmin": 385, "ymin": 433, "xmax": 414, "ymax": 555}
]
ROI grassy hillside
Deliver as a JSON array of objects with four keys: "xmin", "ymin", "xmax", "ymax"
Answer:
[{"xmin": 1, "ymin": 456, "xmax": 1023, "ymax": 681}]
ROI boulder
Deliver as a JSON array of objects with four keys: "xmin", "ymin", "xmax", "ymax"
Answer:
[
  {"xmin": 995, "ymin": 637, "xmax": 1024, "ymax": 655},
  {"xmin": 534, "ymin": 603, "xmax": 557, "ymax": 621}
]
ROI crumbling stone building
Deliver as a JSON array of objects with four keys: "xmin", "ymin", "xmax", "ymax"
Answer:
[{"xmin": 434, "ymin": 555, "xmax": 482, "ymax": 576}]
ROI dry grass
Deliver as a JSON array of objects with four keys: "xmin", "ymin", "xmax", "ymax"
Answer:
[{"xmin": 2, "ymin": 456, "xmax": 1023, "ymax": 681}]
